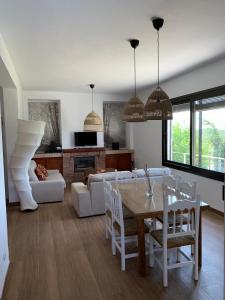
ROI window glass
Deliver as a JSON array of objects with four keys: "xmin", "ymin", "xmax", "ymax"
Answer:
[
  {"xmin": 193, "ymin": 97, "xmax": 225, "ymax": 172},
  {"xmin": 167, "ymin": 103, "xmax": 190, "ymax": 164}
]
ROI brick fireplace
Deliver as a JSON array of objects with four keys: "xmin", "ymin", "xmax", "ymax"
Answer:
[{"xmin": 63, "ymin": 148, "xmax": 105, "ymax": 183}]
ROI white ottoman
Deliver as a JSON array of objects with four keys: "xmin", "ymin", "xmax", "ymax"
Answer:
[{"xmin": 71, "ymin": 182, "xmax": 92, "ymax": 217}]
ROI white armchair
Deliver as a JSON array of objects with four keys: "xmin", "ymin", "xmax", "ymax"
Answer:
[{"xmin": 29, "ymin": 160, "xmax": 66, "ymax": 203}]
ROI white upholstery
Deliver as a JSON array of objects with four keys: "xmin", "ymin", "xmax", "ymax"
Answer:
[
  {"xmin": 29, "ymin": 160, "xmax": 66, "ymax": 203},
  {"xmin": 28, "ymin": 160, "xmax": 39, "ymax": 181},
  {"xmin": 88, "ymin": 171, "xmax": 133, "ymax": 183},
  {"xmin": 71, "ymin": 183, "xmax": 91, "ymax": 217},
  {"xmin": 132, "ymin": 167, "xmax": 171, "ymax": 178},
  {"xmin": 71, "ymin": 168, "xmax": 171, "ymax": 217}
]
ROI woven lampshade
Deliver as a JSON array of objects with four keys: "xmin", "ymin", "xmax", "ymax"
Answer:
[
  {"xmin": 123, "ymin": 96, "xmax": 145, "ymax": 122},
  {"xmin": 144, "ymin": 86, "xmax": 172, "ymax": 120},
  {"xmin": 84, "ymin": 111, "xmax": 103, "ymax": 132},
  {"xmin": 83, "ymin": 84, "xmax": 103, "ymax": 132},
  {"xmin": 123, "ymin": 39, "xmax": 146, "ymax": 123}
]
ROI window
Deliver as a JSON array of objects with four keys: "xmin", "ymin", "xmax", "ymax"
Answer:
[
  {"xmin": 163, "ymin": 86, "xmax": 225, "ymax": 181},
  {"xmin": 167, "ymin": 103, "xmax": 190, "ymax": 165}
]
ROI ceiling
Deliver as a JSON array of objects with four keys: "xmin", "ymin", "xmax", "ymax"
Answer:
[{"xmin": 0, "ymin": 0, "xmax": 225, "ymax": 94}]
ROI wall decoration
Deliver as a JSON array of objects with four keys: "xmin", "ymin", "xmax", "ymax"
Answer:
[
  {"xmin": 10, "ymin": 119, "xmax": 45, "ymax": 211},
  {"xmin": 28, "ymin": 101, "xmax": 61, "ymax": 153},
  {"xmin": 103, "ymin": 102, "xmax": 126, "ymax": 148}
]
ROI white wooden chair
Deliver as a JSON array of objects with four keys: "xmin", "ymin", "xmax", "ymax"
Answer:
[
  {"xmin": 149, "ymin": 187, "xmax": 200, "ymax": 287},
  {"xmin": 103, "ymin": 180, "xmax": 114, "ymax": 241},
  {"xmin": 111, "ymin": 188, "xmax": 149, "ymax": 271},
  {"xmin": 159, "ymin": 177, "xmax": 197, "ymax": 226},
  {"xmin": 163, "ymin": 174, "xmax": 180, "ymax": 195},
  {"xmin": 179, "ymin": 180, "xmax": 197, "ymax": 200},
  {"xmin": 157, "ymin": 175, "xmax": 180, "ymax": 225}
]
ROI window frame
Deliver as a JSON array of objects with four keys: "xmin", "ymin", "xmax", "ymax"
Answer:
[{"xmin": 162, "ymin": 85, "xmax": 225, "ymax": 182}]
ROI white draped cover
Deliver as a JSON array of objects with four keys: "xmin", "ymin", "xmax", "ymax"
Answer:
[{"xmin": 10, "ymin": 119, "xmax": 45, "ymax": 211}]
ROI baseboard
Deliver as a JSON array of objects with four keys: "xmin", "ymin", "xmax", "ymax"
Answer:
[
  {"xmin": 208, "ymin": 206, "xmax": 224, "ymax": 216},
  {"xmin": 0, "ymin": 258, "xmax": 9, "ymax": 299}
]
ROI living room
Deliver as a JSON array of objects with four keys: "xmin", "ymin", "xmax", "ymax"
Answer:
[{"xmin": 0, "ymin": 1, "xmax": 224, "ymax": 299}]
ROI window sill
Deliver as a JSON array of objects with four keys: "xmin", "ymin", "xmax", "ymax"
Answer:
[{"xmin": 162, "ymin": 160, "xmax": 224, "ymax": 182}]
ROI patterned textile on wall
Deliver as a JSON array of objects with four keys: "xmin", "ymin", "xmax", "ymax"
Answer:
[
  {"xmin": 103, "ymin": 102, "xmax": 126, "ymax": 148},
  {"xmin": 28, "ymin": 101, "xmax": 61, "ymax": 153}
]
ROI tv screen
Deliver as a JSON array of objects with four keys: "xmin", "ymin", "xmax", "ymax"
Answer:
[{"xmin": 74, "ymin": 132, "xmax": 97, "ymax": 146}]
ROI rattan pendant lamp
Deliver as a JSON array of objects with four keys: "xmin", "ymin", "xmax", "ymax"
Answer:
[
  {"xmin": 123, "ymin": 39, "xmax": 145, "ymax": 122},
  {"xmin": 144, "ymin": 17, "xmax": 172, "ymax": 120},
  {"xmin": 83, "ymin": 84, "xmax": 103, "ymax": 131}
]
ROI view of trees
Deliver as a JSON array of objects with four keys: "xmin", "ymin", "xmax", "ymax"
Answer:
[{"xmin": 171, "ymin": 116, "xmax": 225, "ymax": 172}]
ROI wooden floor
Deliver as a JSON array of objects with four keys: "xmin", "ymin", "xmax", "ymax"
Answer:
[{"xmin": 3, "ymin": 189, "xmax": 224, "ymax": 300}]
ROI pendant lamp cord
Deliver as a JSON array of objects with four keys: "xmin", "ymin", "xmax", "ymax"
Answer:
[
  {"xmin": 134, "ymin": 47, "xmax": 137, "ymax": 97},
  {"xmin": 91, "ymin": 88, "xmax": 94, "ymax": 111},
  {"xmin": 157, "ymin": 30, "xmax": 159, "ymax": 88}
]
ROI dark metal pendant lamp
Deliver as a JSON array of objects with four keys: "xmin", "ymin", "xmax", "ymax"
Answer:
[
  {"xmin": 144, "ymin": 17, "xmax": 172, "ymax": 120},
  {"xmin": 123, "ymin": 39, "xmax": 145, "ymax": 122}
]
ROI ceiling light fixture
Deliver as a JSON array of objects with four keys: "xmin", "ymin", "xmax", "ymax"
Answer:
[
  {"xmin": 144, "ymin": 17, "xmax": 172, "ymax": 120},
  {"xmin": 83, "ymin": 84, "xmax": 103, "ymax": 132},
  {"xmin": 123, "ymin": 39, "xmax": 145, "ymax": 122}
]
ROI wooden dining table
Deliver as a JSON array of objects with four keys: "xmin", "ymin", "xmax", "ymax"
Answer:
[{"xmin": 112, "ymin": 180, "xmax": 209, "ymax": 277}]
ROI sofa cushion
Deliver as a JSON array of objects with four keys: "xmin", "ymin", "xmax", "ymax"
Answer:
[
  {"xmin": 28, "ymin": 160, "xmax": 39, "ymax": 181},
  {"xmin": 88, "ymin": 171, "xmax": 133, "ymax": 184},
  {"xmin": 47, "ymin": 171, "xmax": 65, "ymax": 183},
  {"xmin": 133, "ymin": 167, "xmax": 171, "ymax": 178}
]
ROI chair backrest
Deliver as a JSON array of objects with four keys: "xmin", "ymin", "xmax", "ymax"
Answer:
[
  {"xmin": 103, "ymin": 179, "xmax": 113, "ymax": 213},
  {"xmin": 179, "ymin": 180, "xmax": 197, "ymax": 200},
  {"xmin": 163, "ymin": 186, "xmax": 200, "ymax": 243},
  {"xmin": 163, "ymin": 175, "xmax": 179, "ymax": 194},
  {"xmin": 112, "ymin": 189, "xmax": 124, "ymax": 234}
]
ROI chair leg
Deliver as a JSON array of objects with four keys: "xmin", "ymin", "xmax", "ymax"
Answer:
[
  {"xmin": 105, "ymin": 220, "xmax": 109, "ymax": 239},
  {"xmin": 194, "ymin": 241, "xmax": 198, "ymax": 281},
  {"xmin": 149, "ymin": 235, "xmax": 154, "ymax": 267},
  {"xmin": 112, "ymin": 227, "xmax": 116, "ymax": 255},
  {"xmin": 121, "ymin": 235, "xmax": 125, "ymax": 271},
  {"xmin": 106, "ymin": 229, "xmax": 109, "ymax": 239},
  {"xmin": 153, "ymin": 218, "xmax": 157, "ymax": 230},
  {"xmin": 176, "ymin": 248, "xmax": 181, "ymax": 263},
  {"xmin": 163, "ymin": 247, "xmax": 168, "ymax": 287},
  {"xmin": 152, "ymin": 219, "xmax": 157, "ymax": 248}
]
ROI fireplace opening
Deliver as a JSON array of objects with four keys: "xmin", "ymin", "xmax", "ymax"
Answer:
[{"xmin": 74, "ymin": 156, "xmax": 95, "ymax": 171}]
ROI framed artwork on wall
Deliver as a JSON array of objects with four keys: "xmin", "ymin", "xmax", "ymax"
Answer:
[
  {"xmin": 28, "ymin": 100, "xmax": 61, "ymax": 153},
  {"xmin": 103, "ymin": 102, "xmax": 126, "ymax": 148}
]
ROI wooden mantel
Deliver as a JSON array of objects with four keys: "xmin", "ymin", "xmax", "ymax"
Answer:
[{"xmin": 63, "ymin": 147, "xmax": 105, "ymax": 153}]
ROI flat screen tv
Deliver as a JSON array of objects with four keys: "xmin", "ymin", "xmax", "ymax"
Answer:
[{"xmin": 74, "ymin": 131, "xmax": 97, "ymax": 147}]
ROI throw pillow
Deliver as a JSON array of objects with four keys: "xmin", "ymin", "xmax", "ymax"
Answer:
[
  {"xmin": 37, "ymin": 164, "xmax": 48, "ymax": 177},
  {"xmin": 35, "ymin": 166, "xmax": 47, "ymax": 181}
]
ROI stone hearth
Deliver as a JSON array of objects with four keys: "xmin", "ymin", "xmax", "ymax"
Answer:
[{"xmin": 63, "ymin": 148, "xmax": 105, "ymax": 183}]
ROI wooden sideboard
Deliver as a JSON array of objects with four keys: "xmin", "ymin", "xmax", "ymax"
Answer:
[
  {"xmin": 105, "ymin": 149, "xmax": 134, "ymax": 171},
  {"xmin": 33, "ymin": 153, "xmax": 63, "ymax": 174}
]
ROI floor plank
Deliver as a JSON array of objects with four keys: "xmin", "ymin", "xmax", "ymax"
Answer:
[{"xmin": 2, "ymin": 189, "xmax": 224, "ymax": 300}]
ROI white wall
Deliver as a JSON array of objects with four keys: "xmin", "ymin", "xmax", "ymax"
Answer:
[
  {"xmin": 133, "ymin": 57, "xmax": 225, "ymax": 212},
  {"xmin": 23, "ymin": 90, "xmax": 131, "ymax": 149},
  {"xmin": 0, "ymin": 98, "xmax": 9, "ymax": 299},
  {"xmin": 0, "ymin": 33, "xmax": 22, "ymax": 295}
]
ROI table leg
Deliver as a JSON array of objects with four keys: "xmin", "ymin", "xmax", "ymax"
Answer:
[
  {"xmin": 137, "ymin": 217, "xmax": 146, "ymax": 277},
  {"xmin": 198, "ymin": 209, "xmax": 202, "ymax": 268}
]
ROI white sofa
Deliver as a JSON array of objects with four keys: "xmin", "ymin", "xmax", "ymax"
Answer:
[
  {"xmin": 71, "ymin": 168, "xmax": 171, "ymax": 217},
  {"xmin": 29, "ymin": 160, "xmax": 66, "ymax": 203}
]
